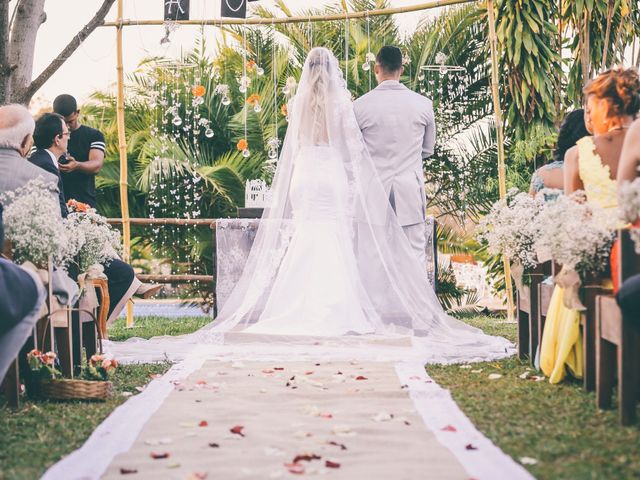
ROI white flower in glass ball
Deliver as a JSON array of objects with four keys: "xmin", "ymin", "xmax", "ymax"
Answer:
[
  {"xmin": 242, "ymin": 148, "xmax": 251, "ymax": 158},
  {"xmin": 205, "ymin": 128, "xmax": 214, "ymax": 138}
]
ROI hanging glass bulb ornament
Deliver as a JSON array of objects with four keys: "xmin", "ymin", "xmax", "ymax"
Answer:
[
  {"xmin": 192, "ymin": 96, "xmax": 205, "ymax": 107},
  {"xmin": 253, "ymin": 102, "xmax": 262, "ymax": 113},
  {"xmin": 242, "ymin": 148, "xmax": 251, "ymax": 158},
  {"xmin": 256, "ymin": 66, "xmax": 265, "ymax": 76},
  {"xmin": 238, "ymin": 75, "xmax": 251, "ymax": 93},
  {"xmin": 283, "ymin": 76, "xmax": 297, "ymax": 97},
  {"xmin": 215, "ymin": 84, "xmax": 231, "ymax": 106},
  {"xmin": 362, "ymin": 52, "xmax": 376, "ymax": 72},
  {"xmin": 362, "ymin": 62, "xmax": 371, "ymax": 72},
  {"xmin": 222, "ymin": 95, "xmax": 231, "ymax": 106},
  {"xmin": 266, "ymin": 136, "xmax": 281, "ymax": 160},
  {"xmin": 205, "ymin": 128, "xmax": 214, "ymax": 138},
  {"xmin": 402, "ymin": 53, "xmax": 411, "ymax": 66},
  {"xmin": 172, "ymin": 116, "xmax": 183, "ymax": 126}
]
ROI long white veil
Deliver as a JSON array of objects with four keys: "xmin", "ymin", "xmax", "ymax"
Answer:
[{"xmin": 107, "ymin": 48, "xmax": 512, "ymax": 364}]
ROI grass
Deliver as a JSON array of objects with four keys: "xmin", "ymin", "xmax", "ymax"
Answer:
[
  {"xmin": 429, "ymin": 314, "xmax": 640, "ymax": 480},
  {"xmin": 107, "ymin": 315, "xmax": 211, "ymax": 341},
  {"xmin": 0, "ymin": 362, "xmax": 171, "ymax": 480}
]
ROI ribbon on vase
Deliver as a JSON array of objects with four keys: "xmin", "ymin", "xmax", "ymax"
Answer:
[
  {"xmin": 554, "ymin": 265, "xmax": 586, "ymax": 311},
  {"xmin": 78, "ymin": 264, "xmax": 108, "ymax": 321},
  {"xmin": 510, "ymin": 260, "xmax": 525, "ymax": 294}
]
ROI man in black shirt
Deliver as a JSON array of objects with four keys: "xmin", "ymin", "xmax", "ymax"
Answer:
[{"xmin": 53, "ymin": 94, "xmax": 106, "ymax": 209}]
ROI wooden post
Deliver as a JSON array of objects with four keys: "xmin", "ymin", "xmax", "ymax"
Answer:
[
  {"xmin": 486, "ymin": 0, "xmax": 515, "ymax": 321},
  {"xmin": 115, "ymin": 0, "xmax": 134, "ymax": 327}
]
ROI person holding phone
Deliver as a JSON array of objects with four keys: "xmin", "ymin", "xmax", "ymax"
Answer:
[{"xmin": 53, "ymin": 94, "xmax": 106, "ymax": 210}]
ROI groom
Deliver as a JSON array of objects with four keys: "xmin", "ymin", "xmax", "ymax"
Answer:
[{"xmin": 354, "ymin": 46, "xmax": 435, "ymax": 269}]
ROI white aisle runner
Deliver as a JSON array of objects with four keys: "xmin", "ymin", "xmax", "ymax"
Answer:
[{"xmin": 42, "ymin": 355, "xmax": 532, "ymax": 480}]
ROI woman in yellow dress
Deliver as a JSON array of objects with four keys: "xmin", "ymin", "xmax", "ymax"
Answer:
[{"xmin": 539, "ymin": 67, "xmax": 640, "ymax": 384}]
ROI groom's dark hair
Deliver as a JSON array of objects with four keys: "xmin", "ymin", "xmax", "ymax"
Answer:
[{"xmin": 376, "ymin": 46, "xmax": 403, "ymax": 73}]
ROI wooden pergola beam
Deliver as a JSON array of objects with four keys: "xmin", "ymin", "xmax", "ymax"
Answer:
[{"xmin": 101, "ymin": 0, "xmax": 478, "ymax": 28}]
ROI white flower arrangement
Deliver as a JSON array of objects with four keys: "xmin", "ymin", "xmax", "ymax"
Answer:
[
  {"xmin": 531, "ymin": 191, "xmax": 616, "ymax": 277},
  {"xmin": 476, "ymin": 188, "xmax": 544, "ymax": 272},
  {"xmin": 1, "ymin": 179, "xmax": 78, "ymax": 267},
  {"xmin": 65, "ymin": 201, "xmax": 121, "ymax": 272},
  {"xmin": 618, "ymin": 178, "xmax": 640, "ymax": 254}
]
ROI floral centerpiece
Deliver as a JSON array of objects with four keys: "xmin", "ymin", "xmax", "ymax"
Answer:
[
  {"xmin": 0, "ymin": 179, "xmax": 78, "ymax": 267},
  {"xmin": 618, "ymin": 178, "xmax": 640, "ymax": 253},
  {"xmin": 531, "ymin": 191, "xmax": 616, "ymax": 279},
  {"xmin": 64, "ymin": 200, "xmax": 122, "ymax": 272},
  {"xmin": 476, "ymin": 189, "xmax": 545, "ymax": 286}
]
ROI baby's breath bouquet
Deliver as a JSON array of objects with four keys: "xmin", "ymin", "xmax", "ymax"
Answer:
[
  {"xmin": 64, "ymin": 200, "xmax": 121, "ymax": 272},
  {"xmin": 532, "ymin": 191, "xmax": 615, "ymax": 278},
  {"xmin": 618, "ymin": 178, "xmax": 640, "ymax": 253},
  {"xmin": 0, "ymin": 179, "xmax": 78, "ymax": 267},
  {"xmin": 476, "ymin": 189, "xmax": 544, "ymax": 273}
]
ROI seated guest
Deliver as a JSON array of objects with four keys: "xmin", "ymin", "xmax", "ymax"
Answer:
[
  {"xmin": 618, "ymin": 117, "xmax": 640, "ymax": 183},
  {"xmin": 617, "ymin": 274, "xmax": 640, "ymax": 332},
  {"xmin": 540, "ymin": 67, "xmax": 640, "ymax": 384},
  {"xmin": 529, "ymin": 109, "xmax": 589, "ymax": 196},
  {"xmin": 0, "ymin": 104, "xmax": 60, "ymax": 202},
  {"xmin": 29, "ymin": 113, "xmax": 69, "ymax": 217},
  {"xmin": 53, "ymin": 94, "xmax": 105, "ymax": 210},
  {"xmin": 0, "ymin": 203, "xmax": 46, "ymax": 382}
]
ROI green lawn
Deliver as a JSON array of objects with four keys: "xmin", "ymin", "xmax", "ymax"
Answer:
[
  {"xmin": 107, "ymin": 315, "xmax": 211, "ymax": 341},
  {"xmin": 428, "ymin": 314, "xmax": 640, "ymax": 480}
]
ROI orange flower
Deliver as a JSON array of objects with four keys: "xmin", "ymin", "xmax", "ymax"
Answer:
[
  {"xmin": 246, "ymin": 60, "xmax": 256, "ymax": 72},
  {"xmin": 237, "ymin": 139, "xmax": 248, "ymax": 151},
  {"xmin": 67, "ymin": 199, "xmax": 90, "ymax": 213},
  {"xmin": 191, "ymin": 84, "xmax": 206, "ymax": 97},
  {"xmin": 281, "ymin": 104, "xmax": 288, "ymax": 116},
  {"xmin": 246, "ymin": 94, "xmax": 261, "ymax": 106}
]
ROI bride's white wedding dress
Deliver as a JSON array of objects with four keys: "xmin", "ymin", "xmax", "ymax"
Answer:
[
  {"xmin": 106, "ymin": 47, "xmax": 513, "ymax": 365},
  {"xmin": 246, "ymin": 145, "xmax": 376, "ymax": 336}
]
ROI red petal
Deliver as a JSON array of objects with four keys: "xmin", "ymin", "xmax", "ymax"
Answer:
[
  {"xmin": 274, "ymin": 367, "xmax": 284, "ymax": 371},
  {"xmin": 119, "ymin": 467, "xmax": 138, "ymax": 474},
  {"xmin": 292, "ymin": 453, "xmax": 321, "ymax": 463},
  {"xmin": 230, "ymin": 425, "xmax": 245, "ymax": 437},
  {"xmin": 305, "ymin": 371, "xmax": 314, "ymax": 375},
  {"xmin": 196, "ymin": 380, "xmax": 207, "ymax": 385},
  {"xmin": 319, "ymin": 413, "xmax": 333, "ymax": 419},
  {"xmin": 199, "ymin": 420, "xmax": 208, "ymax": 427},
  {"xmin": 441, "ymin": 425, "xmax": 457, "ymax": 432},
  {"xmin": 465, "ymin": 444, "xmax": 478, "ymax": 450},
  {"xmin": 355, "ymin": 376, "xmax": 368, "ymax": 380},
  {"xmin": 150, "ymin": 452, "xmax": 170, "ymax": 459},
  {"xmin": 325, "ymin": 460, "xmax": 341, "ymax": 469},
  {"xmin": 208, "ymin": 443, "xmax": 220, "ymax": 448},
  {"xmin": 262, "ymin": 369, "xmax": 275, "ymax": 374},
  {"xmin": 327, "ymin": 441, "xmax": 347, "ymax": 450}
]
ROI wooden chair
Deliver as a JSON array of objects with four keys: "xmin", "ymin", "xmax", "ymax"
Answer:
[
  {"xmin": 73, "ymin": 278, "xmax": 109, "ymax": 368},
  {"xmin": 595, "ymin": 229, "xmax": 640, "ymax": 425},
  {"xmin": 580, "ymin": 281, "xmax": 612, "ymax": 392},
  {"xmin": 516, "ymin": 261, "xmax": 552, "ymax": 364}
]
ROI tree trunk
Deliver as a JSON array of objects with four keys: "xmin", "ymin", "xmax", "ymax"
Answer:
[{"xmin": 0, "ymin": 0, "xmax": 12, "ymax": 103}]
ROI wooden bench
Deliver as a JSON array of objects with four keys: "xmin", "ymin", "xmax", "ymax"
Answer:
[
  {"xmin": 595, "ymin": 229, "xmax": 640, "ymax": 425},
  {"xmin": 516, "ymin": 262, "xmax": 552, "ymax": 364}
]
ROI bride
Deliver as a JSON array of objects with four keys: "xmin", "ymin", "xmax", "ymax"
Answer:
[{"xmin": 109, "ymin": 48, "xmax": 511, "ymax": 364}]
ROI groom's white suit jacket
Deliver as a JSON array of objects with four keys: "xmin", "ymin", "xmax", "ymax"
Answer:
[{"xmin": 354, "ymin": 80, "xmax": 435, "ymax": 226}]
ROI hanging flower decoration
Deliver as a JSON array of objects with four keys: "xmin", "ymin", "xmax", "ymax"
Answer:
[
  {"xmin": 191, "ymin": 85, "xmax": 206, "ymax": 97},
  {"xmin": 283, "ymin": 76, "xmax": 297, "ymax": 97},
  {"xmin": 362, "ymin": 52, "xmax": 376, "ymax": 72},
  {"xmin": 237, "ymin": 139, "xmax": 249, "ymax": 151},
  {"xmin": 266, "ymin": 137, "xmax": 281, "ymax": 161},
  {"xmin": 238, "ymin": 75, "xmax": 251, "ymax": 93},
  {"xmin": 246, "ymin": 94, "xmax": 261, "ymax": 106},
  {"xmin": 247, "ymin": 93, "xmax": 262, "ymax": 113},
  {"xmin": 215, "ymin": 84, "xmax": 231, "ymax": 106}
]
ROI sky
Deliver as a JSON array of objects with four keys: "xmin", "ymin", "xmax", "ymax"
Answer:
[{"xmin": 24, "ymin": 0, "xmax": 440, "ymax": 109}]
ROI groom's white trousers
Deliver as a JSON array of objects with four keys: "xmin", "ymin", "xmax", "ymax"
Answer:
[{"xmin": 402, "ymin": 222, "xmax": 428, "ymax": 272}]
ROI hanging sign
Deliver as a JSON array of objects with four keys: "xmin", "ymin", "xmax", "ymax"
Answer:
[
  {"xmin": 164, "ymin": 0, "xmax": 190, "ymax": 21},
  {"xmin": 221, "ymin": 0, "xmax": 259, "ymax": 19}
]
